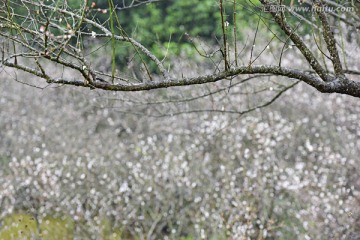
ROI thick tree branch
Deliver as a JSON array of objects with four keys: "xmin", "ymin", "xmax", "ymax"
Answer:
[
  {"xmin": 5, "ymin": 58, "xmax": 360, "ymax": 97},
  {"xmin": 260, "ymin": 0, "xmax": 332, "ymax": 82},
  {"xmin": 314, "ymin": 0, "xmax": 343, "ymax": 76}
]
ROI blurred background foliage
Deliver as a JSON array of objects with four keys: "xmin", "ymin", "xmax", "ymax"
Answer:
[
  {"xmin": 68, "ymin": 0, "xmax": 263, "ymax": 70},
  {"xmin": 1, "ymin": 52, "xmax": 360, "ymax": 239},
  {"xmin": 72, "ymin": 0, "xmax": 315, "ymax": 70}
]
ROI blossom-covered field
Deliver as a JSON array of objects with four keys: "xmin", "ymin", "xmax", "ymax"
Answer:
[{"xmin": 1, "ymin": 61, "xmax": 359, "ymax": 239}]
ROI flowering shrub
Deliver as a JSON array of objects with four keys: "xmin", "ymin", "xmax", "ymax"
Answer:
[{"xmin": 1, "ymin": 64, "xmax": 359, "ymax": 239}]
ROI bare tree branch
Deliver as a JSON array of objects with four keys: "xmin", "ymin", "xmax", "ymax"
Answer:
[{"xmin": 1, "ymin": 0, "xmax": 360, "ymax": 102}]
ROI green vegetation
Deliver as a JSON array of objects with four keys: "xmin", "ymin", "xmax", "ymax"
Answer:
[
  {"xmin": 0, "ymin": 213, "xmax": 127, "ymax": 240},
  {"xmin": 81, "ymin": 0, "xmax": 262, "ymax": 69},
  {"xmin": 0, "ymin": 214, "xmax": 74, "ymax": 240}
]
